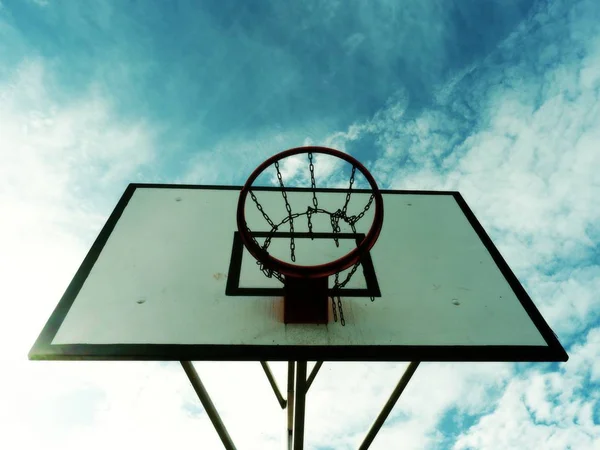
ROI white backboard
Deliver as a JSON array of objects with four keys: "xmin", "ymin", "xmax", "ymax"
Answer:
[{"xmin": 30, "ymin": 184, "xmax": 567, "ymax": 361}]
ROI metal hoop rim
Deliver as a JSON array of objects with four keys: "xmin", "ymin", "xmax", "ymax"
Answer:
[{"xmin": 237, "ymin": 146, "xmax": 384, "ymax": 279}]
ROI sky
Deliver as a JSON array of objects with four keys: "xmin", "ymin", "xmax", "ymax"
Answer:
[{"xmin": 1, "ymin": 0, "xmax": 599, "ymax": 448}]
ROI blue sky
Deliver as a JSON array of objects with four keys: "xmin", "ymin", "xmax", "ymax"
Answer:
[{"xmin": 1, "ymin": 0, "xmax": 599, "ymax": 449}]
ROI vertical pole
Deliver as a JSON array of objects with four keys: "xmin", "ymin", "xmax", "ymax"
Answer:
[
  {"xmin": 287, "ymin": 361, "xmax": 295, "ymax": 450},
  {"xmin": 293, "ymin": 361, "xmax": 308, "ymax": 450}
]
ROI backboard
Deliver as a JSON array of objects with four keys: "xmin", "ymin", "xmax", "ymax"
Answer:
[{"xmin": 29, "ymin": 184, "xmax": 568, "ymax": 362}]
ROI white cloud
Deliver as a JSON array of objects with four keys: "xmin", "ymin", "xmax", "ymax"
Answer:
[
  {"xmin": 1, "ymin": 361, "xmax": 287, "ymax": 450},
  {"xmin": 454, "ymin": 328, "xmax": 600, "ymax": 450},
  {"xmin": 5, "ymin": 1, "xmax": 599, "ymax": 450},
  {"xmin": 0, "ymin": 59, "xmax": 156, "ymax": 216},
  {"xmin": 265, "ymin": 151, "xmax": 350, "ymax": 189},
  {"xmin": 290, "ymin": 361, "xmax": 512, "ymax": 449},
  {"xmin": 182, "ymin": 129, "xmax": 328, "ymax": 186},
  {"xmin": 527, "ymin": 266, "xmax": 600, "ymax": 339},
  {"xmin": 0, "ymin": 60, "xmax": 149, "ymax": 355},
  {"xmin": 343, "ymin": 33, "xmax": 365, "ymax": 55},
  {"xmin": 289, "ymin": 1, "xmax": 600, "ymax": 447},
  {"xmin": 0, "ymin": 57, "xmax": 159, "ymax": 447},
  {"xmin": 326, "ymin": 0, "xmax": 600, "ymax": 316}
]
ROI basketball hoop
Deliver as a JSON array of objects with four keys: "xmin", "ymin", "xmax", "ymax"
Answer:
[{"xmin": 237, "ymin": 146, "xmax": 384, "ymax": 324}]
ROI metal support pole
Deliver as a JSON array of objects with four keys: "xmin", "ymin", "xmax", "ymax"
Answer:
[
  {"xmin": 293, "ymin": 361, "xmax": 308, "ymax": 450},
  {"xmin": 180, "ymin": 361, "xmax": 237, "ymax": 450},
  {"xmin": 260, "ymin": 361, "xmax": 287, "ymax": 409},
  {"xmin": 287, "ymin": 361, "xmax": 295, "ymax": 450},
  {"xmin": 358, "ymin": 361, "xmax": 420, "ymax": 450},
  {"xmin": 305, "ymin": 361, "xmax": 323, "ymax": 391}
]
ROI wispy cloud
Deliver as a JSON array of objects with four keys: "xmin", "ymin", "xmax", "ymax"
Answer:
[
  {"xmin": 455, "ymin": 328, "xmax": 600, "ymax": 449},
  {"xmin": 335, "ymin": 0, "xmax": 600, "ymax": 277},
  {"xmin": 305, "ymin": 0, "xmax": 600, "ymax": 446},
  {"xmin": 0, "ymin": 55, "xmax": 158, "ymax": 416},
  {"xmin": 3, "ymin": 0, "xmax": 599, "ymax": 449}
]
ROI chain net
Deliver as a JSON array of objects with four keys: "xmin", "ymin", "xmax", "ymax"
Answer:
[{"xmin": 245, "ymin": 152, "xmax": 377, "ymax": 325}]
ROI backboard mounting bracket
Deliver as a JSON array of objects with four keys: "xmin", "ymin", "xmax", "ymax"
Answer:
[{"xmin": 181, "ymin": 360, "xmax": 420, "ymax": 450}]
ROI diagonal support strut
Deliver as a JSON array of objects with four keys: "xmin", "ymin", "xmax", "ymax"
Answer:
[
  {"xmin": 358, "ymin": 361, "xmax": 420, "ymax": 450},
  {"xmin": 260, "ymin": 361, "xmax": 287, "ymax": 409},
  {"xmin": 180, "ymin": 361, "xmax": 237, "ymax": 450},
  {"xmin": 180, "ymin": 360, "xmax": 418, "ymax": 450},
  {"xmin": 306, "ymin": 361, "xmax": 323, "ymax": 391}
]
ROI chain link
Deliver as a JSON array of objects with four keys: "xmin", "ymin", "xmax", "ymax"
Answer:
[
  {"xmin": 249, "ymin": 190, "xmax": 276, "ymax": 228},
  {"xmin": 329, "ymin": 262, "xmax": 362, "ymax": 328},
  {"xmin": 257, "ymin": 261, "xmax": 285, "ymax": 283},
  {"xmin": 244, "ymin": 222, "xmax": 284, "ymax": 283},
  {"xmin": 332, "ymin": 260, "xmax": 361, "ymax": 290},
  {"xmin": 330, "ymin": 212, "xmax": 341, "ymax": 247},
  {"xmin": 308, "ymin": 152, "xmax": 318, "ymax": 208},
  {"xmin": 331, "ymin": 296, "xmax": 338, "ymax": 322},
  {"xmin": 307, "ymin": 207, "xmax": 314, "ymax": 238},
  {"xmin": 342, "ymin": 166, "xmax": 356, "ymax": 215},
  {"xmin": 348, "ymin": 194, "xmax": 374, "ymax": 226},
  {"xmin": 274, "ymin": 160, "xmax": 296, "ymax": 262},
  {"xmin": 330, "ymin": 295, "xmax": 345, "ymax": 326},
  {"xmin": 331, "ymin": 295, "xmax": 345, "ymax": 326}
]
